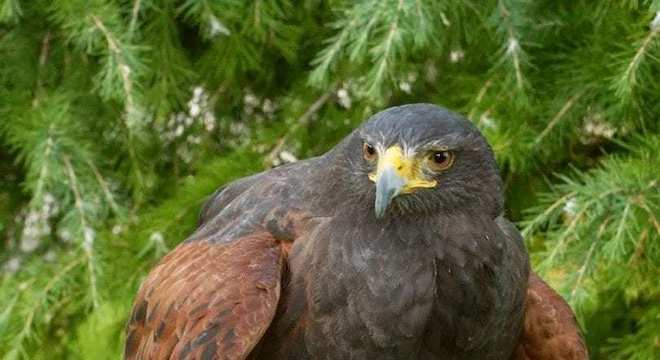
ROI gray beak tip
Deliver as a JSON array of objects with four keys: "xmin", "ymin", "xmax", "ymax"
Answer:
[
  {"xmin": 373, "ymin": 167, "xmax": 406, "ymax": 219},
  {"xmin": 374, "ymin": 206, "xmax": 386, "ymax": 219}
]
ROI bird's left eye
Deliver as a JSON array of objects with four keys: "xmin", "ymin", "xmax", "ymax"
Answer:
[
  {"xmin": 363, "ymin": 143, "xmax": 377, "ymax": 161},
  {"xmin": 429, "ymin": 150, "xmax": 454, "ymax": 171}
]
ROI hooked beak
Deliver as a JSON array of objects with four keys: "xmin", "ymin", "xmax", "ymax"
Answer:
[
  {"xmin": 368, "ymin": 146, "xmax": 437, "ymax": 218},
  {"xmin": 374, "ymin": 166, "xmax": 406, "ymax": 218}
]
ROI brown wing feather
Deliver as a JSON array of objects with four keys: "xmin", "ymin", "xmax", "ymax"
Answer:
[
  {"xmin": 513, "ymin": 272, "xmax": 588, "ymax": 360},
  {"xmin": 125, "ymin": 233, "xmax": 284, "ymax": 360}
]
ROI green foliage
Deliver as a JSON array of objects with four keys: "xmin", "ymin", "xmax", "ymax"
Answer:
[
  {"xmin": 72, "ymin": 301, "xmax": 129, "ymax": 360},
  {"xmin": 523, "ymin": 134, "xmax": 660, "ymax": 355},
  {"xmin": 308, "ymin": 0, "xmax": 444, "ymax": 97},
  {"xmin": 1, "ymin": 1, "xmax": 659, "ymax": 359}
]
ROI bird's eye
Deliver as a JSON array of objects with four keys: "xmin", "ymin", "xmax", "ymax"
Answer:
[
  {"xmin": 429, "ymin": 150, "xmax": 454, "ymax": 171},
  {"xmin": 363, "ymin": 143, "xmax": 377, "ymax": 161}
]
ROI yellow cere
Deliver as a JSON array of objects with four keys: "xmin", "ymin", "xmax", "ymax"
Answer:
[{"xmin": 368, "ymin": 145, "xmax": 437, "ymax": 193}]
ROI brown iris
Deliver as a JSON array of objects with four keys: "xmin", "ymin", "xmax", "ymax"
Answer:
[
  {"xmin": 363, "ymin": 143, "xmax": 377, "ymax": 161},
  {"xmin": 429, "ymin": 150, "xmax": 454, "ymax": 171}
]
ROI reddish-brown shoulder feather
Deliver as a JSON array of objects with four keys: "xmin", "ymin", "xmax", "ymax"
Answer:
[
  {"xmin": 125, "ymin": 233, "xmax": 284, "ymax": 360},
  {"xmin": 513, "ymin": 272, "xmax": 588, "ymax": 360}
]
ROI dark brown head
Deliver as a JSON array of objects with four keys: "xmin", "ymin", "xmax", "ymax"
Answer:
[{"xmin": 334, "ymin": 103, "xmax": 504, "ymax": 219}]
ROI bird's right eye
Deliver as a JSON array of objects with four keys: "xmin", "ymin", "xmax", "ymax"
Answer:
[{"xmin": 363, "ymin": 143, "xmax": 377, "ymax": 161}]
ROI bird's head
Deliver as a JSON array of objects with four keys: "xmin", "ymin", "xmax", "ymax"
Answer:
[{"xmin": 340, "ymin": 103, "xmax": 504, "ymax": 219}]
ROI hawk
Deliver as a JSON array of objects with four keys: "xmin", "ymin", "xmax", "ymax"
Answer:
[{"xmin": 125, "ymin": 104, "xmax": 587, "ymax": 359}]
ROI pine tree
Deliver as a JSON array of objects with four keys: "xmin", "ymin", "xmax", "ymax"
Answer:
[{"xmin": 1, "ymin": 1, "xmax": 658, "ymax": 358}]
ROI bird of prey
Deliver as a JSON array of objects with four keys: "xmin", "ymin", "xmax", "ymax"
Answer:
[{"xmin": 125, "ymin": 104, "xmax": 587, "ymax": 359}]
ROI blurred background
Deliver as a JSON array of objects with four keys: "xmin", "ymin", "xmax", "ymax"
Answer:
[{"xmin": 1, "ymin": 1, "xmax": 658, "ymax": 359}]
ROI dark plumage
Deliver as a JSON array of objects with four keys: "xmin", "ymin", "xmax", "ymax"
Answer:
[{"xmin": 125, "ymin": 104, "xmax": 587, "ymax": 359}]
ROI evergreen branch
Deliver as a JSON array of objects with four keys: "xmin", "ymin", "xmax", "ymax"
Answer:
[
  {"xmin": 626, "ymin": 28, "xmax": 659, "ymax": 77},
  {"xmin": 178, "ymin": 0, "xmax": 232, "ymax": 38},
  {"xmin": 310, "ymin": 29, "xmax": 350, "ymax": 85},
  {"xmin": 542, "ymin": 206, "xmax": 588, "ymax": 267},
  {"xmin": 129, "ymin": 0, "xmax": 143, "ymax": 36},
  {"xmin": 367, "ymin": 0, "xmax": 405, "ymax": 96},
  {"xmin": 349, "ymin": 8, "xmax": 381, "ymax": 62},
  {"xmin": 92, "ymin": 15, "xmax": 137, "ymax": 119},
  {"xmin": 253, "ymin": 0, "xmax": 261, "ymax": 27},
  {"xmin": 8, "ymin": 298, "xmax": 36, "ymax": 359},
  {"xmin": 643, "ymin": 204, "xmax": 660, "ymax": 234},
  {"xmin": 6, "ymin": 258, "xmax": 82, "ymax": 360},
  {"xmin": 508, "ymin": 36, "xmax": 524, "ymax": 90},
  {"xmin": 491, "ymin": 0, "xmax": 530, "ymax": 92},
  {"xmin": 613, "ymin": 20, "xmax": 660, "ymax": 100},
  {"xmin": 243, "ymin": 0, "xmax": 300, "ymax": 60},
  {"xmin": 0, "ymin": 291, "xmax": 20, "ymax": 326},
  {"xmin": 468, "ymin": 77, "xmax": 495, "ymax": 120},
  {"xmin": 539, "ymin": 185, "xmax": 626, "ymax": 267},
  {"xmin": 525, "ymin": 134, "xmax": 659, "ymax": 325},
  {"xmin": 628, "ymin": 228, "xmax": 648, "ymax": 266},
  {"xmin": 309, "ymin": 10, "xmax": 361, "ymax": 86},
  {"xmin": 265, "ymin": 88, "xmax": 335, "ymax": 167},
  {"xmin": 34, "ymin": 32, "xmax": 52, "ymax": 100},
  {"xmin": 610, "ymin": 202, "xmax": 632, "ymax": 256},
  {"xmin": 0, "ymin": 279, "xmax": 31, "ymax": 357},
  {"xmin": 629, "ymin": 194, "xmax": 660, "ymax": 263},
  {"xmin": 90, "ymin": 14, "xmax": 146, "ymax": 194},
  {"xmin": 596, "ymin": 216, "xmax": 613, "ymax": 238},
  {"xmin": 0, "ymin": 0, "xmax": 22, "ymax": 23},
  {"xmin": 137, "ymin": 195, "xmax": 205, "ymax": 259},
  {"xmin": 533, "ymin": 92, "xmax": 584, "ymax": 146},
  {"xmin": 521, "ymin": 191, "xmax": 577, "ymax": 238},
  {"xmin": 124, "ymin": 127, "xmax": 146, "ymax": 197},
  {"xmin": 85, "ymin": 157, "xmax": 122, "ymax": 218},
  {"xmin": 32, "ymin": 126, "xmax": 54, "ymax": 202},
  {"xmin": 568, "ymin": 242, "xmax": 596, "ymax": 303},
  {"xmin": 63, "ymin": 155, "xmax": 100, "ymax": 309},
  {"xmin": 605, "ymin": 303, "xmax": 660, "ymax": 359},
  {"xmin": 310, "ymin": 0, "xmax": 436, "ymax": 95}
]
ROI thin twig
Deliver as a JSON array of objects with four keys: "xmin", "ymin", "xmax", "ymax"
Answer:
[
  {"xmin": 521, "ymin": 191, "xmax": 576, "ymax": 237},
  {"xmin": 596, "ymin": 216, "xmax": 612, "ymax": 238},
  {"xmin": 264, "ymin": 88, "xmax": 335, "ymax": 166},
  {"xmin": 129, "ymin": 0, "xmax": 142, "ymax": 35},
  {"xmin": 63, "ymin": 155, "xmax": 99, "ymax": 309},
  {"xmin": 254, "ymin": 0, "xmax": 261, "ymax": 27},
  {"xmin": 628, "ymin": 228, "xmax": 648, "ymax": 266},
  {"xmin": 534, "ymin": 91, "xmax": 584, "ymax": 146},
  {"xmin": 32, "ymin": 127, "xmax": 54, "ymax": 201},
  {"xmin": 85, "ymin": 157, "xmax": 122, "ymax": 217},
  {"xmin": 33, "ymin": 31, "xmax": 52, "ymax": 103},
  {"xmin": 498, "ymin": 1, "xmax": 524, "ymax": 90},
  {"xmin": 621, "ymin": 26, "xmax": 660, "ymax": 89},
  {"xmin": 569, "ymin": 242, "xmax": 596, "ymax": 301},
  {"xmin": 544, "ymin": 209, "xmax": 586, "ymax": 266},
  {"xmin": 369, "ymin": 0, "xmax": 405, "ymax": 93},
  {"xmin": 92, "ymin": 15, "xmax": 145, "ymax": 189},
  {"xmin": 613, "ymin": 202, "xmax": 631, "ymax": 245},
  {"xmin": 468, "ymin": 78, "xmax": 494, "ymax": 120},
  {"xmin": 10, "ymin": 258, "xmax": 82, "ymax": 355},
  {"xmin": 92, "ymin": 15, "xmax": 135, "ymax": 115},
  {"xmin": 542, "ymin": 188, "xmax": 623, "ymax": 266}
]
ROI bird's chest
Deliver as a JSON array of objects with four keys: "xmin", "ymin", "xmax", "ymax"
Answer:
[
  {"xmin": 291, "ymin": 228, "xmax": 438, "ymax": 358},
  {"xmin": 267, "ymin": 216, "xmax": 519, "ymax": 359}
]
